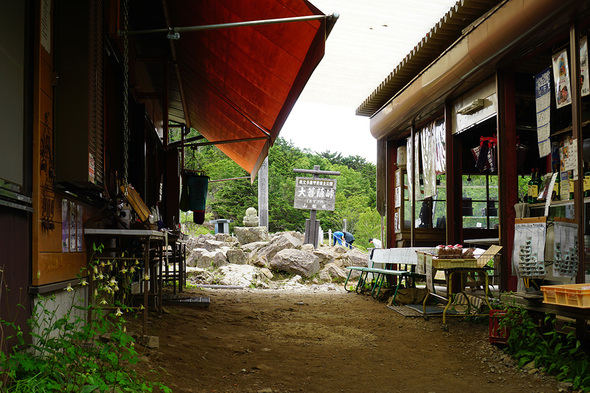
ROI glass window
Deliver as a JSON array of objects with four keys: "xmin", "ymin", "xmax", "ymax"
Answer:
[
  {"xmin": 414, "ymin": 175, "xmax": 447, "ymax": 229},
  {"xmin": 462, "ymin": 174, "xmax": 499, "ymax": 229}
]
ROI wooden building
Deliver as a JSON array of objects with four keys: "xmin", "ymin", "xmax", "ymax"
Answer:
[
  {"xmin": 357, "ymin": 0, "xmax": 590, "ymax": 292},
  {"xmin": 0, "ymin": 0, "xmax": 334, "ymax": 352}
]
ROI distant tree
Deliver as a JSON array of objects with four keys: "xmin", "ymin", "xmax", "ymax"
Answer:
[{"xmin": 175, "ymin": 134, "xmax": 381, "ymax": 249}]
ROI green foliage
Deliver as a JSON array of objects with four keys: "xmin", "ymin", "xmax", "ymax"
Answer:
[
  {"xmin": 499, "ymin": 306, "xmax": 590, "ymax": 391},
  {"xmin": 181, "ymin": 136, "xmax": 382, "ymax": 249},
  {"xmin": 0, "ymin": 245, "xmax": 170, "ymax": 392}
]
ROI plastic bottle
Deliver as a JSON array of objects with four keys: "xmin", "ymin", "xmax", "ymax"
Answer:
[{"xmin": 528, "ymin": 168, "xmax": 539, "ymax": 203}]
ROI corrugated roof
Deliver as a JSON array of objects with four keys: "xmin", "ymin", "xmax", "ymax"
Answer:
[{"xmin": 356, "ymin": 0, "xmax": 500, "ymax": 117}]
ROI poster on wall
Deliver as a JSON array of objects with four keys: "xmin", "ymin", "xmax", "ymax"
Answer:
[
  {"xmin": 581, "ymin": 36, "xmax": 589, "ymax": 96},
  {"xmin": 69, "ymin": 201, "xmax": 76, "ymax": 252},
  {"xmin": 535, "ymin": 68, "xmax": 552, "ymax": 158},
  {"xmin": 41, "ymin": 0, "xmax": 51, "ymax": 54},
  {"xmin": 552, "ymin": 49, "xmax": 572, "ymax": 109},
  {"xmin": 77, "ymin": 205, "xmax": 83, "ymax": 252},
  {"xmin": 61, "ymin": 199, "xmax": 69, "ymax": 253},
  {"xmin": 560, "ymin": 137, "xmax": 578, "ymax": 196}
]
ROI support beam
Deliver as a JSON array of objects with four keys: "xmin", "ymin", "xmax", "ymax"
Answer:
[
  {"xmin": 187, "ymin": 136, "xmax": 269, "ymax": 148},
  {"xmin": 386, "ymin": 139, "xmax": 396, "ymax": 249},
  {"xmin": 122, "ymin": 14, "xmax": 339, "ymax": 36}
]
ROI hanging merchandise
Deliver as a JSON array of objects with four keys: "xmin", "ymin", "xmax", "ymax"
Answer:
[
  {"xmin": 512, "ymin": 218, "xmax": 546, "ymax": 276},
  {"xmin": 581, "ymin": 36, "xmax": 589, "ymax": 96},
  {"xmin": 535, "ymin": 68, "xmax": 552, "ymax": 157},
  {"xmin": 552, "ymin": 49, "xmax": 572, "ymax": 109},
  {"xmin": 180, "ymin": 171, "xmax": 209, "ymax": 224},
  {"xmin": 433, "ymin": 119, "xmax": 446, "ymax": 175},
  {"xmin": 553, "ymin": 220, "xmax": 579, "ymax": 278},
  {"xmin": 420, "ymin": 123, "xmax": 436, "ymax": 198},
  {"xmin": 471, "ymin": 136, "xmax": 497, "ymax": 172}
]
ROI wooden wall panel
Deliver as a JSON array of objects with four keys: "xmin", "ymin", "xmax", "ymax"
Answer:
[
  {"xmin": 34, "ymin": 252, "xmax": 87, "ymax": 286},
  {"xmin": 39, "ymin": 58, "xmax": 53, "ymax": 99},
  {"xmin": 38, "ymin": 224, "xmax": 62, "ymax": 252},
  {"xmin": 0, "ymin": 206, "xmax": 32, "ymax": 352}
]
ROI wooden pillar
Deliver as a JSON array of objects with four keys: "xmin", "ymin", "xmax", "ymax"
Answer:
[
  {"xmin": 569, "ymin": 21, "xmax": 587, "ymax": 340},
  {"xmin": 410, "ymin": 124, "xmax": 416, "ymax": 247},
  {"xmin": 445, "ymin": 101, "xmax": 461, "ymax": 245},
  {"xmin": 386, "ymin": 139, "xmax": 397, "ymax": 248},
  {"xmin": 569, "ymin": 22, "xmax": 584, "ymax": 284},
  {"xmin": 258, "ymin": 157, "xmax": 269, "ymax": 229},
  {"xmin": 497, "ymin": 70, "xmax": 518, "ymax": 292}
]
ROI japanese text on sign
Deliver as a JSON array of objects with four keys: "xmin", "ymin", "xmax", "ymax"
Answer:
[{"xmin": 293, "ymin": 177, "xmax": 337, "ymax": 211}]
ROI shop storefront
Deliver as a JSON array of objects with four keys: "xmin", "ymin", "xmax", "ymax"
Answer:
[{"xmin": 358, "ymin": 0, "xmax": 590, "ymax": 293}]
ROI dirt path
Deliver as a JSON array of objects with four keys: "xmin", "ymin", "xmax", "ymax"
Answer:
[{"xmin": 131, "ymin": 288, "xmax": 562, "ymax": 393}]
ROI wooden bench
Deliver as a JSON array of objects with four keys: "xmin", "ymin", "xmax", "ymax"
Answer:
[{"xmin": 344, "ymin": 247, "xmax": 435, "ymax": 303}]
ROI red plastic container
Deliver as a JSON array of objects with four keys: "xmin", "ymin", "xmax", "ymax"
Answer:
[{"xmin": 489, "ymin": 309, "xmax": 509, "ymax": 344}]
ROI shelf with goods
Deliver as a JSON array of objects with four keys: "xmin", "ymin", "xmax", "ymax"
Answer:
[{"xmin": 513, "ymin": 89, "xmax": 590, "ymax": 286}]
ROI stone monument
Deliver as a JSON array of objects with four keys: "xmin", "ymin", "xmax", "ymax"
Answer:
[
  {"xmin": 243, "ymin": 207, "xmax": 259, "ymax": 227},
  {"xmin": 234, "ymin": 207, "xmax": 268, "ymax": 244}
]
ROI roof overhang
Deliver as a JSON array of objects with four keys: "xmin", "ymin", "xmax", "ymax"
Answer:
[
  {"xmin": 126, "ymin": 0, "xmax": 335, "ymax": 178},
  {"xmin": 358, "ymin": 0, "xmax": 582, "ymax": 141}
]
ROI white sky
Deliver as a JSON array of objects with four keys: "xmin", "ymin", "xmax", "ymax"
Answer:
[{"xmin": 280, "ymin": 0, "xmax": 459, "ymax": 163}]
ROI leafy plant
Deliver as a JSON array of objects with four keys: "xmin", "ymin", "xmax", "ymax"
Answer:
[
  {"xmin": 499, "ymin": 305, "xmax": 590, "ymax": 391},
  {"xmin": 0, "ymin": 244, "xmax": 171, "ymax": 392}
]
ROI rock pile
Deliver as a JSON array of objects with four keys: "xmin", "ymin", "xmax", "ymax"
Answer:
[{"xmin": 184, "ymin": 229, "xmax": 368, "ymax": 290}]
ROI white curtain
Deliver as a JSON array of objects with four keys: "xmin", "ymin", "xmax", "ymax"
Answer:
[{"xmin": 420, "ymin": 122, "xmax": 437, "ymax": 198}]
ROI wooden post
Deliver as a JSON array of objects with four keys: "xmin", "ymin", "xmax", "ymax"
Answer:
[
  {"xmin": 258, "ymin": 157, "xmax": 269, "ymax": 228},
  {"xmin": 497, "ymin": 69, "xmax": 518, "ymax": 292}
]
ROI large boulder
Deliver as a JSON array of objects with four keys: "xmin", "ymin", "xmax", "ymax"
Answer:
[
  {"xmin": 226, "ymin": 248, "xmax": 247, "ymax": 265},
  {"xmin": 273, "ymin": 231, "xmax": 304, "ymax": 243},
  {"xmin": 256, "ymin": 232, "xmax": 303, "ymax": 263},
  {"xmin": 197, "ymin": 239, "xmax": 226, "ymax": 252},
  {"xmin": 318, "ymin": 262, "xmax": 350, "ymax": 281},
  {"xmin": 218, "ymin": 264, "xmax": 269, "ymax": 287},
  {"xmin": 190, "ymin": 249, "xmax": 228, "ymax": 268},
  {"xmin": 186, "ymin": 248, "xmax": 207, "ymax": 267},
  {"xmin": 234, "ymin": 226, "xmax": 269, "ymax": 244},
  {"xmin": 269, "ymin": 249, "xmax": 319, "ymax": 278},
  {"xmin": 339, "ymin": 248, "xmax": 369, "ymax": 268},
  {"xmin": 313, "ymin": 247, "xmax": 336, "ymax": 267}
]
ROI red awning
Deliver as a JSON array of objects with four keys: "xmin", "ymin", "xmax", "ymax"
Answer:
[{"xmin": 161, "ymin": 0, "xmax": 329, "ymax": 175}]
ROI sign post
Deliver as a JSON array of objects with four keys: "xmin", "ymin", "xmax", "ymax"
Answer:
[{"xmin": 293, "ymin": 165, "xmax": 340, "ymax": 248}]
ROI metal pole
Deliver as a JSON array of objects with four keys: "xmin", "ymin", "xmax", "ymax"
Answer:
[{"xmin": 122, "ymin": 14, "xmax": 339, "ymax": 36}]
